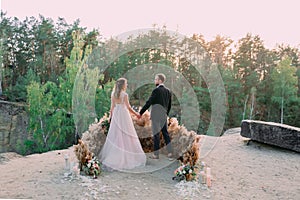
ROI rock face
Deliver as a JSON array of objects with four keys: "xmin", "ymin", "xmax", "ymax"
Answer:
[
  {"xmin": 241, "ymin": 120, "xmax": 300, "ymax": 152},
  {"xmin": 0, "ymin": 101, "xmax": 28, "ymax": 153}
]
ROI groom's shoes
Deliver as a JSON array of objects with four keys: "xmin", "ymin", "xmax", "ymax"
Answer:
[
  {"xmin": 149, "ymin": 153, "xmax": 174, "ymax": 160},
  {"xmin": 149, "ymin": 154, "xmax": 159, "ymax": 159},
  {"xmin": 167, "ymin": 153, "xmax": 174, "ymax": 161}
]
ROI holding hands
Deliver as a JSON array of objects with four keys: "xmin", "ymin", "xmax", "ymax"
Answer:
[{"xmin": 135, "ymin": 112, "xmax": 142, "ymax": 119}]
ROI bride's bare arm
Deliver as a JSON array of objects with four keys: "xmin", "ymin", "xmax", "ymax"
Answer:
[
  {"xmin": 110, "ymin": 96, "xmax": 116, "ymax": 119},
  {"xmin": 124, "ymin": 94, "xmax": 139, "ymax": 117}
]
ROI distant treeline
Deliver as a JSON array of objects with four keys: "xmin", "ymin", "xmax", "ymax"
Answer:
[{"xmin": 0, "ymin": 13, "xmax": 299, "ymax": 154}]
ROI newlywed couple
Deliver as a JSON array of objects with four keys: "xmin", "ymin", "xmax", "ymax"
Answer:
[{"xmin": 99, "ymin": 73, "xmax": 173, "ymax": 170}]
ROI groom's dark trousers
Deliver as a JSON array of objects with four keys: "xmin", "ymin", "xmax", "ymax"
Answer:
[{"xmin": 153, "ymin": 122, "xmax": 172, "ymax": 156}]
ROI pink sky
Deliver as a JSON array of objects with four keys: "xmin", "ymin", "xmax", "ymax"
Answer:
[{"xmin": 1, "ymin": 0, "xmax": 300, "ymax": 48}]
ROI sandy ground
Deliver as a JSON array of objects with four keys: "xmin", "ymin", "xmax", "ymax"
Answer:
[{"xmin": 0, "ymin": 128, "xmax": 299, "ymax": 200}]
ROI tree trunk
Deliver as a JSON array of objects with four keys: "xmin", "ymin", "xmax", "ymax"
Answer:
[
  {"xmin": 281, "ymin": 96, "xmax": 284, "ymax": 124},
  {"xmin": 0, "ymin": 71, "xmax": 2, "ymax": 96},
  {"xmin": 249, "ymin": 93, "xmax": 255, "ymax": 120},
  {"xmin": 242, "ymin": 95, "xmax": 249, "ymax": 120}
]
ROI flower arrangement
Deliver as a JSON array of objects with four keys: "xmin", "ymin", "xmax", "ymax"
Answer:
[
  {"xmin": 82, "ymin": 156, "xmax": 102, "ymax": 179},
  {"xmin": 100, "ymin": 113, "xmax": 110, "ymax": 135},
  {"xmin": 173, "ymin": 164, "xmax": 197, "ymax": 181}
]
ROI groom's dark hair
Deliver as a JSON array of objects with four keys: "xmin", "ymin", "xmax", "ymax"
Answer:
[{"xmin": 156, "ymin": 73, "xmax": 166, "ymax": 82}]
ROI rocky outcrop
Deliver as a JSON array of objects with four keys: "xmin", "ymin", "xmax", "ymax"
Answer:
[
  {"xmin": 241, "ymin": 120, "xmax": 300, "ymax": 152},
  {"xmin": 0, "ymin": 101, "xmax": 28, "ymax": 153}
]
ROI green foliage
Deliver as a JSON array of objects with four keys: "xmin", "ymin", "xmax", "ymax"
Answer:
[
  {"xmin": 72, "ymin": 66, "xmax": 100, "ymax": 134},
  {"xmin": 1, "ymin": 14, "xmax": 300, "ymax": 148},
  {"xmin": 270, "ymin": 58, "xmax": 298, "ymax": 123},
  {"xmin": 95, "ymin": 80, "xmax": 115, "ymax": 119},
  {"xmin": 26, "ymin": 80, "xmax": 75, "ymax": 153},
  {"xmin": 233, "ymin": 34, "xmax": 267, "ymax": 94},
  {"xmin": 193, "ymin": 86, "xmax": 210, "ymax": 133},
  {"xmin": 271, "ymin": 58, "xmax": 297, "ymax": 102},
  {"xmin": 222, "ymin": 68, "xmax": 243, "ymax": 126},
  {"xmin": 27, "ymin": 81, "xmax": 53, "ymax": 152},
  {"xmin": 23, "ymin": 30, "xmax": 96, "ymax": 154},
  {"xmin": 0, "ymin": 12, "xmax": 99, "ymax": 101},
  {"xmin": 16, "ymin": 139, "xmax": 36, "ymax": 155},
  {"xmin": 8, "ymin": 69, "xmax": 40, "ymax": 101}
]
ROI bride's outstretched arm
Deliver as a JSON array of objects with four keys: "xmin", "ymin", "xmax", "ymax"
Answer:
[{"xmin": 124, "ymin": 94, "xmax": 139, "ymax": 117}]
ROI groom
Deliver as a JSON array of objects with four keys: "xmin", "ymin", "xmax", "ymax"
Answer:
[{"xmin": 139, "ymin": 73, "xmax": 173, "ymax": 159}]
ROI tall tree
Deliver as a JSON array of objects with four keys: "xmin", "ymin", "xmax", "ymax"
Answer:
[
  {"xmin": 254, "ymin": 49, "xmax": 277, "ymax": 121},
  {"xmin": 233, "ymin": 34, "xmax": 267, "ymax": 94},
  {"xmin": 233, "ymin": 34, "xmax": 273, "ymax": 121},
  {"xmin": 271, "ymin": 57, "xmax": 298, "ymax": 123},
  {"xmin": 274, "ymin": 45, "xmax": 300, "ymax": 96},
  {"xmin": 207, "ymin": 35, "xmax": 233, "ymax": 69}
]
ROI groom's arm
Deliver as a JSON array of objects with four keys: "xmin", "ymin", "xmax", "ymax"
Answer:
[
  {"xmin": 167, "ymin": 90, "xmax": 172, "ymax": 115},
  {"xmin": 139, "ymin": 88, "xmax": 158, "ymax": 115}
]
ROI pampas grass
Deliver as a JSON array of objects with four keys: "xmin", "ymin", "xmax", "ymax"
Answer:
[{"xmin": 73, "ymin": 139, "xmax": 93, "ymax": 171}]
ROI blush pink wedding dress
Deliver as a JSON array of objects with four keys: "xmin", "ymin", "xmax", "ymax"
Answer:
[{"xmin": 99, "ymin": 92, "xmax": 146, "ymax": 170}]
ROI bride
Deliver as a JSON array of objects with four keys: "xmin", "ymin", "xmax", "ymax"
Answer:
[{"xmin": 99, "ymin": 78, "xmax": 146, "ymax": 170}]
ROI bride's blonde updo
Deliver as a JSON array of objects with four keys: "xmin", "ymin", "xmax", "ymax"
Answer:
[{"xmin": 113, "ymin": 78, "xmax": 127, "ymax": 99}]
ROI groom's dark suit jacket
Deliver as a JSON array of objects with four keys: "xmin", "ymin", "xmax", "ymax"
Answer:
[{"xmin": 140, "ymin": 85, "xmax": 172, "ymax": 116}]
